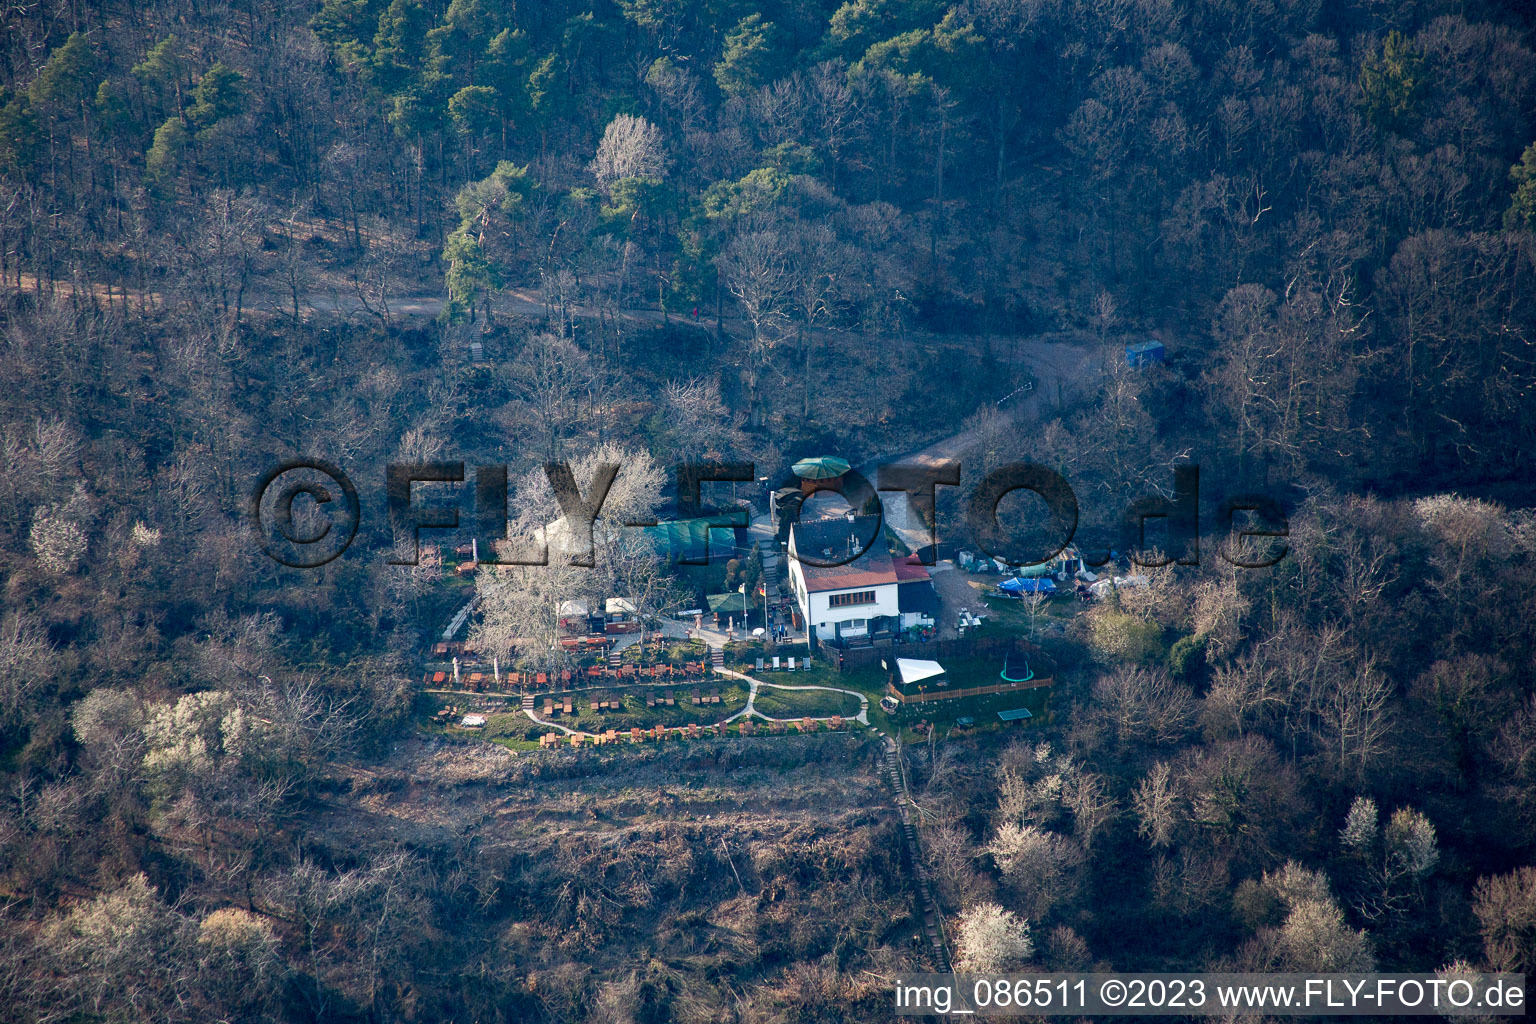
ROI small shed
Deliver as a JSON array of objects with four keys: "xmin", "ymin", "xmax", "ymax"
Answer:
[{"xmin": 1126, "ymin": 340, "xmax": 1166, "ymax": 368}]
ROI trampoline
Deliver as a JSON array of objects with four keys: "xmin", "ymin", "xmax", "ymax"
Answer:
[{"xmin": 1000, "ymin": 650, "xmax": 1035, "ymax": 683}]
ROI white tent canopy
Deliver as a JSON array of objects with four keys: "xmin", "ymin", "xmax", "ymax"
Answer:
[{"xmin": 896, "ymin": 658, "xmax": 946, "ymax": 685}]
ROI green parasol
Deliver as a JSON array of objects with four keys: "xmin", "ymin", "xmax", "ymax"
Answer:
[{"xmin": 791, "ymin": 456, "xmax": 852, "ymax": 480}]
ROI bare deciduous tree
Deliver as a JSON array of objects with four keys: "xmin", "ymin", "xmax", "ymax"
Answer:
[
  {"xmin": 662, "ymin": 376, "xmax": 742, "ymax": 461},
  {"xmin": 1132, "ymin": 761, "xmax": 1179, "ymax": 848},
  {"xmin": 1317, "ymin": 659, "xmax": 1393, "ymax": 784},
  {"xmin": 590, "ymin": 114, "xmax": 669, "ymax": 187},
  {"xmin": 1092, "ymin": 665, "xmax": 1195, "ymax": 749},
  {"xmin": 1473, "ymin": 866, "xmax": 1536, "ymax": 972},
  {"xmin": 717, "ymin": 229, "xmax": 791, "ymax": 424}
]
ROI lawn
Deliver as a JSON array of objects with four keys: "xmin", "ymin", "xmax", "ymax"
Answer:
[
  {"xmin": 896, "ymin": 685, "xmax": 1050, "ymax": 730},
  {"xmin": 752, "ymin": 685, "xmax": 862, "ymax": 719},
  {"xmin": 975, "ymin": 588, "xmax": 1078, "ymax": 636},
  {"xmin": 482, "ymin": 712, "xmax": 546, "ymax": 743},
  {"xmin": 885, "ymin": 660, "xmax": 1053, "ymax": 741},
  {"xmin": 754, "ymin": 661, "xmax": 896, "ymax": 732},
  {"xmin": 799, "ymin": 649, "xmax": 1055, "ymax": 742},
  {"xmin": 933, "ymin": 652, "xmax": 1039, "ymax": 688}
]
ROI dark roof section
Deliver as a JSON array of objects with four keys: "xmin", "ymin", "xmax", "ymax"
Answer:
[
  {"xmin": 789, "ymin": 515, "xmax": 897, "ymax": 593},
  {"xmin": 898, "ymin": 580, "xmax": 940, "ymax": 614},
  {"xmin": 789, "ymin": 514, "xmax": 879, "ymax": 556}
]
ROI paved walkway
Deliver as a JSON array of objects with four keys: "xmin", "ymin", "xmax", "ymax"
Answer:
[{"xmin": 716, "ymin": 667, "xmax": 870, "ymax": 726}]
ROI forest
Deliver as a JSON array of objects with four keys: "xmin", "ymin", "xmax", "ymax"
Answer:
[{"xmin": 2, "ymin": 0, "xmax": 1536, "ymax": 1020}]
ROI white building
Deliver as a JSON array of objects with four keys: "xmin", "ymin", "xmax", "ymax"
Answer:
[{"xmin": 786, "ymin": 516, "xmax": 938, "ymax": 646}]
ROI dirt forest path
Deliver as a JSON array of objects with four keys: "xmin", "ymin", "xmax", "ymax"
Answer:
[
  {"xmin": 859, "ymin": 337, "xmax": 1099, "ymax": 554},
  {"xmin": 6, "ymin": 275, "xmax": 1100, "ymax": 449},
  {"xmin": 286, "ymin": 284, "xmax": 720, "ymax": 333}
]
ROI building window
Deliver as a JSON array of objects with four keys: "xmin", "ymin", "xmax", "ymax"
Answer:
[
  {"xmin": 828, "ymin": 590, "xmax": 876, "ymax": 608},
  {"xmin": 847, "ymin": 618, "xmax": 866, "ymax": 629}
]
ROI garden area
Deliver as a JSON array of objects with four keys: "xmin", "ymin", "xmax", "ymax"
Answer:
[
  {"xmin": 752, "ymin": 685, "xmax": 862, "ymax": 719},
  {"xmin": 524, "ymin": 683, "xmax": 751, "ymax": 732},
  {"xmin": 618, "ymin": 637, "xmax": 710, "ymax": 665},
  {"xmin": 892, "ymin": 685, "xmax": 1051, "ymax": 738}
]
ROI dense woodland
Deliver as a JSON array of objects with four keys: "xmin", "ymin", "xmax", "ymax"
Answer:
[{"xmin": 3, "ymin": 0, "xmax": 1536, "ymax": 1020}]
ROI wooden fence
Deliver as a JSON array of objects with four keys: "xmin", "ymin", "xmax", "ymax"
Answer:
[{"xmin": 824, "ymin": 634, "xmax": 1033, "ymax": 672}]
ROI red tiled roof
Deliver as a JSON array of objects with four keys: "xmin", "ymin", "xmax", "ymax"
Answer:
[
  {"xmin": 894, "ymin": 554, "xmax": 931, "ymax": 581},
  {"xmin": 803, "ymin": 565, "xmax": 898, "ymax": 593}
]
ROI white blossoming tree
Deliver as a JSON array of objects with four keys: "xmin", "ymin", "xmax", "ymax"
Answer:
[{"xmin": 954, "ymin": 902, "xmax": 1034, "ymax": 974}]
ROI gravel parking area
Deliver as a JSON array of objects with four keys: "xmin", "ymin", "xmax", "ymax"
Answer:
[{"xmin": 927, "ymin": 560, "xmax": 994, "ymax": 638}]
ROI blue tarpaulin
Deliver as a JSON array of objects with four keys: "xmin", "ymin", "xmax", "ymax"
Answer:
[{"xmin": 998, "ymin": 577, "xmax": 1056, "ymax": 595}]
